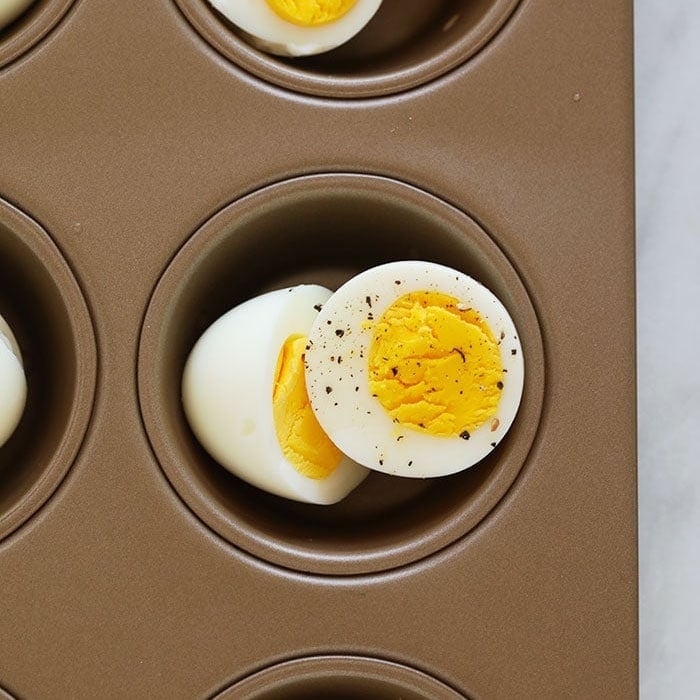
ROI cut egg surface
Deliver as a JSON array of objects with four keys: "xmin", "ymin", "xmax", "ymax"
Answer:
[
  {"xmin": 304, "ymin": 262, "xmax": 525, "ymax": 478},
  {"xmin": 182, "ymin": 285, "xmax": 368, "ymax": 505},
  {"xmin": 0, "ymin": 313, "xmax": 27, "ymax": 449},
  {"xmin": 207, "ymin": 0, "xmax": 382, "ymax": 56}
]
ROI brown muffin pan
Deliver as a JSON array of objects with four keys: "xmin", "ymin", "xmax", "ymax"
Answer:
[{"xmin": 0, "ymin": 0, "xmax": 636, "ymax": 698}]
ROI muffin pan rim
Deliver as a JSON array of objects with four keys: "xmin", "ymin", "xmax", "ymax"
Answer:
[{"xmin": 0, "ymin": 0, "xmax": 78, "ymax": 70}]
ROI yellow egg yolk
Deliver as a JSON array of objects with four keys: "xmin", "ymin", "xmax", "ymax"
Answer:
[
  {"xmin": 273, "ymin": 334, "xmax": 342, "ymax": 479},
  {"xmin": 368, "ymin": 291, "xmax": 504, "ymax": 438},
  {"xmin": 265, "ymin": 0, "xmax": 357, "ymax": 26}
]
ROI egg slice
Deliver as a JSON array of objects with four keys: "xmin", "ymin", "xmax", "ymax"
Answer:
[
  {"xmin": 0, "ymin": 313, "xmax": 27, "ymax": 449},
  {"xmin": 0, "ymin": 0, "xmax": 35, "ymax": 31},
  {"xmin": 208, "ymin": 0, "xmax": 382, "ymax": 56},
  {"xmin": 182, "ymin": 285, "xmax": 368, "ymax": 505},
  {"xmin": 304, "ymin": 261, "xmax": 524, "ymax": 478}
]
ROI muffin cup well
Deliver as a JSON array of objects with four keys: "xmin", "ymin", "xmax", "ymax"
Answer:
[
  {"xmin": 215, "ymin": 656, "xmax": 466, "ymax": 699},
  {"xmin": 173, "ymin": 0, "xmax": 521, "ymax": 98},
  {"xmin": 138, "ymin": 173, "xmax": 544, "ymax": 575},
  {"xmin": 0, "ymin": 198, "xmax": 96, "ymax": 541}
]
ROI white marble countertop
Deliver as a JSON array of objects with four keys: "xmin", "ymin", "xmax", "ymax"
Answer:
[{"xmin": 636, "ymin": 1, "xmax": 700, "ymax": 698}]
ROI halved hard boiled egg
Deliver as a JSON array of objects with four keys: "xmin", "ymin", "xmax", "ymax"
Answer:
[
  {"xmin": 0, "ymin": 313, "xmax": 27, "ymax": 449},
  {"xmin": 304, "ymin": 261, "xmax": 524, "ymax": 478},
  {"xmin": 208, "ymin": 0, "xmax": 383, "ymax": 56},
  {"xmin": 0, "ymin": 0, "xmax": 35, "ymax": 31},
  {"xmin": 182, "ymin": 285, "xmax": 368, "ymax": 505}
]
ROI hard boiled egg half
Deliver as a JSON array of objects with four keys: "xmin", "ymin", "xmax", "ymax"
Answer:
[
  {"xmin": 182, "ymin": 285, "xmax": 369, "ymax": 505},
  {"xmin": 0, "ymin": 313, "xmax": 27, "ymax": 449},
  {"xmin": 304, "ymin": 261, "xmax": 524, "ymax": 478},
  {"xmin": 207, "ymin": 0, "xmax": 383, "ymax": 56}
]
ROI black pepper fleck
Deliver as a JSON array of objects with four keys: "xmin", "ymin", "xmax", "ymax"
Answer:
[
  {"xmin": 325, "ymin": 386, "xmax": 333, "ymax": 394},
  {"xmin": 313, "ymin": 304, "xmax": 322, "ymax": 311},
  {"xmin": 391, "ymin": 367, "xmax": 398, "ymax": 376},
  {"xmin": 335, "ymin": 329, "xmax": 344, "ymax": 337},
  {"xmin": 490, "ymin": 442, "xmax": 497, "ymax": 448},
  {"xmin": 408, "ymin": 461, "xmax": 413, "ymax": 467},
  {"xmin": 365, "ymin": 296, "xmax": 372, "ymax": 307},
  {"xmin": 379, "ymin": 460, "xmax": 384, "ymax": 466},
  {"xmin": 460, "ymin": 430, "xmax": 470, "ymax": 440},
  {"xmin": 497, "ymin": 381, "xmax": 504, "ymax": 390},
  {"xmin": 511, "ymin": 349, "xmax": 517, "ymax": 355}
]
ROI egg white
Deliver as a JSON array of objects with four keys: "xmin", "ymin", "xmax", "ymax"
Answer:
[
  {"xmin": 208, "ymin": 0, "xmax": 382, "ymax": 56},
  {"xmin": 182, "ymin": 285, "xmax": 368, "ymax": 505},
  {"xmin": 304, "ymin": 261, "xmax": 525, "ymax": 478},
  {"xmin": 0, "ymin": 0, "xmax": 34, "ymax": 30},
  {"xmin": 0, "ymin": 313, "xmax": 27, "ymax": 449}
]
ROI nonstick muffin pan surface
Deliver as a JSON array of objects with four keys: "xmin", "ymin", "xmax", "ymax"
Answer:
[{"xmin": 0, "ymin": 0, "xmax": 636, "ymax": 698}]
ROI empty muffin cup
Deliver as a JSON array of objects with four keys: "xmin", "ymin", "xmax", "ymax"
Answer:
[
  {"xmin": 0, "ymin": 0, "xmax": 75, "ymax": 68},
  {"xmin": 173, "ymin": 0, "xmax": 522, "ymax": 97},
  {"xmin": 0, "ymin": 198, "xmax": 96, "ymax": 541},
  {"xmin": 138, "ymin": 173, "xmax": 544, "ymax": 576},
  {"xmin": 215, "ymin": 655, "xmax": 466, "ymax": 699}
]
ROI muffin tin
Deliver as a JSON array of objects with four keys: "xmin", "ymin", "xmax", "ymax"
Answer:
[{"xmin": 0, "ymin": 0, "xmax": 637, "ymax": 698}]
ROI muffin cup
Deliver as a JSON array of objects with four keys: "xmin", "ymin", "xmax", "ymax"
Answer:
[
  {"xmin": 0, "ymin": 198, "xmax": 96, "ymax": 541},
  {"xmin": 215, "ymin": 655, "xmax": 465, "ymax": 699},
  {"xmin": 172, "ymin": 0, "xmax": 522, "ymax": 97},
  {"xmin": 138, "ymin": 173, "xmax": 544, "ymax": 575}
]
